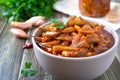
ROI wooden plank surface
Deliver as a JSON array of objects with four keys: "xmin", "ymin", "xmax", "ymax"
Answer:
[
  {"xmin": 0, "ymin": 19, "xmax": 7, "ymax": 35},
  {"xmin": 0, "ymin": 21, "xmax": 26, "ymax": 80},
  {"xmin": 116, "ymin": 30, "xmax": 120, "ymax": 61}
]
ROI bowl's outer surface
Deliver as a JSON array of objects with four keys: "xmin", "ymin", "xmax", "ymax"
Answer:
[{"xmin": 32, "ymin": 21, "xmax": 119, "ymax": 80}]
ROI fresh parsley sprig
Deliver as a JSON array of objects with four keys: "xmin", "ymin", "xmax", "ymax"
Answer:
[
  {"xmin": 0, "ymin": 0, "xmax": 57, "ymax": 21},
  {"xmin": 50, "ymin": 17, "xmax": 68, "ymax": 28},
  {"xmin": 21, "ymin": 62, "xmax": 36, "ymax": 77}
]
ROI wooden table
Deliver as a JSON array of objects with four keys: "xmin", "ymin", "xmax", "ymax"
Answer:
[{"xmin": 0, "ymin": 1, "xmax": 120, "ymax": 80}]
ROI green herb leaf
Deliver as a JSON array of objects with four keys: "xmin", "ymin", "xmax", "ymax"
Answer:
[
  {"xmin": 28, "ymin": 70, "xmax": 36, "ymax": 75},
  {"xmin": 21, "ymin": 62, "xmax": 36, "ymax": 77},
  {"xmin": 57, "ymin": 25, "xmax": 65, "ymax": 28},
  {"xmin": 0, "ymin": 0, "xmax": 57, "ymax": 21},
  {"xmin": 50, "ymin": 19, "xmax": 66, "ymax": 28},
  {"xmin": 51, "ymin": 19, "xmax": 60, "ymax": 25},
  {"xmin": 25, "ymin": 62, "xmax": 32, "ymax": 68},
  {"xmin": 21, "ymin": 69, "xmax": 28, "ymax": 77}
]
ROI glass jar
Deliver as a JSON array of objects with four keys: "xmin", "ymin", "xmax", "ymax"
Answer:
[{"xmin": 79, "ymin": 0, "xmax": 111, "ymax": 17}]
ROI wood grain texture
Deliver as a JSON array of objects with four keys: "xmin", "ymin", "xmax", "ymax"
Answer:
[
  {"xmin": 0, "ymin": 19, "xmax": 7, "ymax": 34},
  {"xmin": 0, "ymin": 22, "xmax": 26, "ymax": 80},
  {"xmin": 116, "ymin": 30, "xmax": 120, "ymax": 61}
]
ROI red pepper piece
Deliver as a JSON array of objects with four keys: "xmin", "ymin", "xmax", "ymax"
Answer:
[{"xmin": 22, "ymin": 42, "xmax": 33, "ymax": 49}]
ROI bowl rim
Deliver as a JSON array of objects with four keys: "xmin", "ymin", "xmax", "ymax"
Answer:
[{"xmin": 32, "ymin": 21, "xmax": 119, "ymax": 60}]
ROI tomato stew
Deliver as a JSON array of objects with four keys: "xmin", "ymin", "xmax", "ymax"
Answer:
[{"xmin": 35, "ymin": 16, "xmax": 114, "ymax": 57}]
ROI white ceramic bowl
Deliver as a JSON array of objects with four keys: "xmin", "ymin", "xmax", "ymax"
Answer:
[{"xmin": 32, "ymin": 20, "xmax": 119, "ymax": 80}]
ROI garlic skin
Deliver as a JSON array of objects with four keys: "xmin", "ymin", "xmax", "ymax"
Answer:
[
  {"xmin": 10, "ymin": 16, "xmax": 46, "ymax": 30},
  {"xmin": 10, "ymin": 22, "xmax": 32, "ymax": 30},
  {"xmin": 10, "ymin": 28, "xmax": 27, "ymax": 39},
  {"xmin": 105, "ymin": 4, "xmax": 120, "ymax": 22},
  {"xmin": 25, "ymin": 16, "xmax": 45, "ymax": 24},
  {"xmin": 10, "ymin": 16, "xmax": 46, "ymax": 39},
  {"xmin": 34, "ymin": 19, "xmax": 46, "ymax": 26}
]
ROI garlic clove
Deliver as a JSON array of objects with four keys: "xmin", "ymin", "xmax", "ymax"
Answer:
[
  {"xmin": 10, "ymin": 22, "xmax": 32, "ymax": 30},
  {"xmin": 25, "ymin": 16, "xmax": 45, "ymax": 24},
  {"xmin": 10, "ymin": 28, "xmax": 27, "ymax": 39},
  {"xmin": 35, "ymin": 19, "xmax": 46, "ymax": 26},
  {"xmin": 10, "ymin": 16, "xmax": 46, "ymax": 30},
  {"xmin": 105, "ymin": 4, "xmax": 120, "ymax": 22},
  {"xmin": 105, "ymin": 13, "xmax": 120, "ymax": 22}
]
